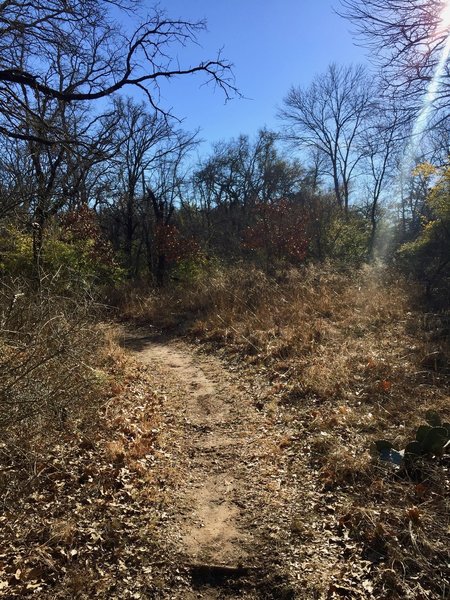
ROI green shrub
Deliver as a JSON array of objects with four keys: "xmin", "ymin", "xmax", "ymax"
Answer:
[
  {"xmin": 0, "ymin": 226, "xmax": 34, "ymax": 277},
  {"xmin": 324, "ymin": 212, "xmax": 370, "ymax": 264},
  {"xmin": 397, "ymin": 161, "xmax": 450, "ymax": 304},
  {"xmin": 0, "ymin": 209, "xmax": 124, "ymax": 290}
]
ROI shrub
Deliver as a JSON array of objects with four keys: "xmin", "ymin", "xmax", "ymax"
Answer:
[
  {"xmin": 0, "ymin": 277, "xmax": 105, "ymax": 435},
  {"xmin": 398, "ymin": 161, "xmax": 450, "ymax": 305},
  {"xmin": 0, "ymin": 209, "xmax": 123, "ymax": 291},
  {"xmin": 0, "ymin": 226, "xmax": 35, "ymax": 277},
  {"xmin": 325, "ymin": 211, "xmax": 371, "ymax": 264}
]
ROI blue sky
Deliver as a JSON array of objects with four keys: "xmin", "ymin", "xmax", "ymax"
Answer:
[{"xmin": 147, "ymin": 1, "xmax": 370, "ymax": 151}]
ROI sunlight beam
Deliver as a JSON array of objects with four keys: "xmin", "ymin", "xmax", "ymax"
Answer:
[
  {"xmin": 400, "ymin": 0, "xmax": 450, "ymax": 178},
  {"xmin": 441, "ymin": 0, "xmax": 450, "ymax": 29}
]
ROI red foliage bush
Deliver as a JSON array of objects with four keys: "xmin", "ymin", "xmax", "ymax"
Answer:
[{"xmin": 243, "ymin": 199, "xmax": 309, "ymax": 263}]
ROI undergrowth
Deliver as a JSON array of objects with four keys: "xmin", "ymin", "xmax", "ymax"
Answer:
[
  {"xmin": 121, "ymin": 262, "xmax": 449, "ymax": 599},
  {"xmin": 0, "ymin": 277, "xmax": 170, "ymax": 597}
]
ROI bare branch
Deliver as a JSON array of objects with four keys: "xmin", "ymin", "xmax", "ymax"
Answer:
[{"xmin": 0, "ymin": 1, "xmax": 238, "ymax": 143}]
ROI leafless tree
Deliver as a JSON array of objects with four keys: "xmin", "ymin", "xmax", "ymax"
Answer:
[
  {"xmin": 279, "ymin": 64, "xmax": 375, "ymax": 212},
  {"xmin": 112, "ymin": 98, "xmax": 174, "ymax": 273},
  {"xmin": 0, "ymin": 138, "xmax": 35, "ymax": 220},
  {"xmin": 101, "ymin": 97, "xmax": 196, "ymax": 277},
  {"xmin": 0, "ymin": 1, "xmax": 237, "ymax": 144},
  {"xmin": 338, "ymin": 1, "xmax": 450, "ymax": 117},
  {"xmin": 143, "ymin": 135, "xmax": 197, "ymax": 285},
  {"xmin": 360, "ymin": 106, "xmax": 402, "ymax": 256},
  {"xmin": 0, "ymin": 76, "xmax": 122, "ymax": 275}
]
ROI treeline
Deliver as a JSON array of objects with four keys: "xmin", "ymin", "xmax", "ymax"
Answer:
[
  {"xmin": 0, "ymin": 1, "xmax": 448, "ymax": 304},
  {"xmin": 0, "ymin": 93, "xmax": 448, "ymax": 303}
]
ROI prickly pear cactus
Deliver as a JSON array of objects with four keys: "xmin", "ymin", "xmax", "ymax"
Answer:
[
  {"xmin": 425, "ymin": 410, "xmax": 442, "ymax": 427},
  {"xmin": 374, "ymin": 411, "xmax": 450, "ymax": 464},
  {"xmin": 404, "ymin": 441, "xmax": 422, "ymax": 456},
  {"xmin": 421, "ymin": 426, "xmax": 448, "ymax": 454}
]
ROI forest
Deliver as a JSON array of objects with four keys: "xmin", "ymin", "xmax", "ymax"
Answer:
[{"xmin": 0, "ymin": 1, "xmax": 449, "ymax": 599}]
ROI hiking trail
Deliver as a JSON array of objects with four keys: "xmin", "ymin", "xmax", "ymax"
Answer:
[{"xmin": 123, "ymin": 331, "xmax": 298, "ymax": 599}]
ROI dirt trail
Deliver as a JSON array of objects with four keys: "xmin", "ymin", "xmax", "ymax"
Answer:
[
  {"xmin": 137, "ymin": 341, "xmax": 249, "ymax": 568},
  {"xmin": 123, "ymin": 333, "xmax": 292, "ymax": 599}
]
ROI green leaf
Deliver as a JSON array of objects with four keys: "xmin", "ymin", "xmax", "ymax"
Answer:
[
  {"xmin": 421, "ymin": 427, "xmax": 448, "ymax": 454},
  {"xmin": 416, "ymin": 425, "xmax": 432, "ymax": 443},
  {"xmin": 375, "ymin": 440, "xmax": 394, "ymax": 452},
  {"xmin": 425, "ymin": 410, "xmax": 441, "ymax": 427}
]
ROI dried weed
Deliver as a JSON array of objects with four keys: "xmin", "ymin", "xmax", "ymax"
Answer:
[{"xmin": 128, "ymin": 262, "xmax": 449, "ymax": 599}]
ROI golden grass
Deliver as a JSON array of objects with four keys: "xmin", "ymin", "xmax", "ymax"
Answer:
[{"xmin": 124, "ymin": 261, "xmax": 449, "ymax": 599}]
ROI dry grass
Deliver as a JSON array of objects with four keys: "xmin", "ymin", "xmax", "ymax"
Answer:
[
  {"xmin": 0, "ymin": 302, "xmax": 171, "ymax": 598},
  {"xmin": 124, "ymin": 261, "xmax": 449, "ymax": 599},
  {"xmin": 4, "ymin": 263, "xmax": 445, "ymax": 597}
]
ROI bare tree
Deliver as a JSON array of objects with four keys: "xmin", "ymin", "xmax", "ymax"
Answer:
[
  {"xmin": 143, "ymin": 136, "xmax": 197, "ymax": 285},
  {"xmin": 279, "ymin": 64, "xmax": 375, "ymax": 212},
  {"xmin": 111, "ymin": 98, "xmax": 174, "ymax": 274},
  {"xmin": 0, "ymin": 138, "xmax": 35, "ymax": 220},
  {"xmin": 0, "ymin": 75, "xmax": 122, "ymax": 275},
  {"xmin": 338, "ymin": 1, "xmax": 450, "ymax": 116},
  {"xmin": 361, "ymin": 106, "xmax": 402, "ymax": 256},
  {"xmin": 0, "ymin": 1, "xmax": 237, "ymax": 143},
  {"xmin": 101, "ymin": 98, "xmax": 197, "ymax": 278}
]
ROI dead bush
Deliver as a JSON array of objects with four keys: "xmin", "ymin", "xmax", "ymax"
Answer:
[{"xmin": 0, "ymin": 278, "xmax": 105, "ymax": 434}]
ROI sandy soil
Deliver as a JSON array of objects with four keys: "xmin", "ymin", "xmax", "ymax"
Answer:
[
  {"xmin": 125, "ymin": 338, "xmax": 257, "ymax": 598},
  {"xmin": 136, "ymin": 341, "xmax": 250, "ymax": 567}
]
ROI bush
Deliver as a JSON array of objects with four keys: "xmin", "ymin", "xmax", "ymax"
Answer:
[
  {"xmin": 325, "ymin": 211, "xmax": 371, "ymax": 264},
  {"xmin": 0, "ymin": 226, "xmax": 35, "ymax": 277},
  {"xmin": 398, "ymin": 161, "xmax": 450, "ymax": 305},
  {"xmin": 0, "ymin": 277, "xmax": 105, "ymax": 436},
  {"xmin": 0, "ymin": 208, "xmax": 123, "ymax": 291}
]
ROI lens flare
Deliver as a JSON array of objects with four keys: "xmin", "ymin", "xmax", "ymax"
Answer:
[
  {"xmin": 441, "ymin": 0, "xmax": 450, "ymax": 29},
  {"xmin": 375, "ymin": 1, "xmax": 450, "ymax": 261},
  {"xmin": 401, "ymin": 0, "xmax": 450, "ymax": 177}
]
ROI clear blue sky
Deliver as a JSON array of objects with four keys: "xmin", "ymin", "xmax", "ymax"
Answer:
[{"xmin": 143, "ymin": 1, "xmax": 369, "ymax": 151}]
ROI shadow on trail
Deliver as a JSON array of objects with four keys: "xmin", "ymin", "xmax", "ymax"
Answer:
[{"xmin": 119, "ymin": 327, "xmax": 183, "ymax": 354}]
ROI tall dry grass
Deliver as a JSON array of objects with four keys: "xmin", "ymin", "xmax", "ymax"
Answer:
[
  {"xmin": 0, "ymin": 276, "xmax": 114, "ymax": 503},
  {"xmin": 121, "ymin": 261, "xmax": 449, "ymax": 598},
  {"xmin": 0, "ymin": 276, "xmax": 169, "ymax": 598},
  {"xmin": 120, "ymin": 260, "xmax": 448, "ymax": 415}
]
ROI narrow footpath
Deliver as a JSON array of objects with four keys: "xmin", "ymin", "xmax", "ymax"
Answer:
[{"xmin": 124, "ymin": 332, "xmax": 299, "ymax": 599}]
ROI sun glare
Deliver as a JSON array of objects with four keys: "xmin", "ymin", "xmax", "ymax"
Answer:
[
  {"xmin": 440, "ymin": 0, "xmax": 450, "ymax": 29},
  {"xmin": 399, "ymin": 0, "xmax": 450, "ymax": 181}
]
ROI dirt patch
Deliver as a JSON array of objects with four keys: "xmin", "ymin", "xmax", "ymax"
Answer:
[{"xmin": 135, "ymin": 341, "xmax": 248, "ymax": 564}]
